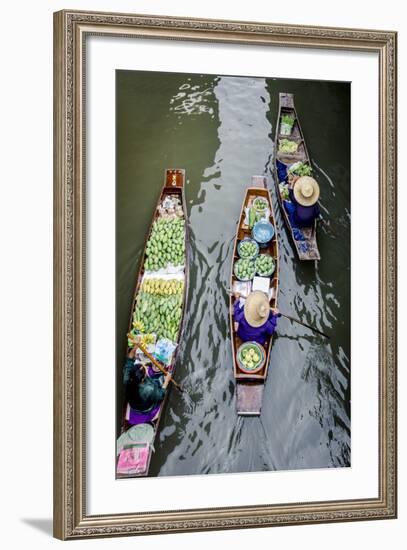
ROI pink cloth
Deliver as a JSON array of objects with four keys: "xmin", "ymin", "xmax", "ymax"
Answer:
[{"xmin": 116, "ymin": 445, "xmax": 150, "ymax": 475}]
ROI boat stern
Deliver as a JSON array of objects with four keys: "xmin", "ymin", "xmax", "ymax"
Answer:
[
  {"xmin": 116, "ymin": 442, "xmax": 153, "ymax": 478},
  {"xmin": 236, "ymin": 382, "xmax": 265, "ymax": 416}
]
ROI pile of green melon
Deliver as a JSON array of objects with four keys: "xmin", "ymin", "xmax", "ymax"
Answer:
[{"xmin": 144, "ymin": 217, "xmax": 185, "ymax": 271}]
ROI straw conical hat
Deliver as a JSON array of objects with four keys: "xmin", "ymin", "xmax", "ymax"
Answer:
[
  {"xmin": 293, "ymin": 176, "xmax": 320, "ymax": 206},
  {"xmin": 244, "ymin": 291, "xmax": 270, "ymax": 328}
]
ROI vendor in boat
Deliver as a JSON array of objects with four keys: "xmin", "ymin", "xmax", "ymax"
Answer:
[
  {"xmin": 287, "ymin": 175, "xmax": 320, "ymax": 228},
  {"xmin": 124, "ymin": 342, "xmax": 172, "ymax": 415},
  {"xmin": 233, "ymin": 290, "xmax": 280, "ymax": 346}
]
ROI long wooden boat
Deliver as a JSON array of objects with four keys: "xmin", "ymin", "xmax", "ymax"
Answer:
[
  {"xmin": 117, "ymin": 168, "xmax": 188, "ymax": 477},
  {"xmin": 230, "ymin": 176, "xmax": 279, "ymax": 416},
  {"xmin": 273, "ymin": 93, "xmax": 320, "ymax": 260}
]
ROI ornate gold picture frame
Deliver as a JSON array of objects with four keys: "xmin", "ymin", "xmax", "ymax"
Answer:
[{"xmin": 53, "ymin": 9, "xmax": 397, "ymax": 540}]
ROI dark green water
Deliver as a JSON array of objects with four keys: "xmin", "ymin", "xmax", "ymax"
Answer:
[{"xmin": 116, "ymin": 71, "xmax": 350, "ymax": 475}]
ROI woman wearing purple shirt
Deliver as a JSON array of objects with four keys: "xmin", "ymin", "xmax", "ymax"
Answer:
[
  {"xmin": 233, "ymin": 290, "xmax": 280, "ymax": 346},
  {"xmin": 287, "ymin": 175, "xmax": 320, "ymax": 228}
]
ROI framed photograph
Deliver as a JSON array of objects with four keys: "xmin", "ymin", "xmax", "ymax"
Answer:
[{"xmin": 53, "ymin": 9, "xmax": 397, "ymax": 540}]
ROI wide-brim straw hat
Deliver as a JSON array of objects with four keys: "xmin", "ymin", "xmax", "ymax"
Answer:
[
  {"xmin": 244, "ymin": 291, "xmax": 270, "ymax": 328},
  {"xmin": 293, "ymin": 176, "xmax": 320, "ymax": 206}
]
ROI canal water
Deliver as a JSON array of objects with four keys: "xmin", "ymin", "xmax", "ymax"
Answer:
[{"xmin": 116, "ymin": 71, "xmax": 350, "ymax": 475}]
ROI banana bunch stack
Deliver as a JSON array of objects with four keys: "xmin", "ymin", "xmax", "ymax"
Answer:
[
  {"xmin": 141, "ymin": 278, "xmax": 184, "ymax": 296},
  {"xmin": 127, "ymin": 320, "xmax": 156, "ymax": 349}
]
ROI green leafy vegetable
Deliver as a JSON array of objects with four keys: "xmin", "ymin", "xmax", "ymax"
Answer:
[
  {"xmin": 281, "ymin": 114, "xmax": 295, "ymax": 127},
  {"xmin": 289, "ymin": 162, "xmax": 313, "ymax": 177}
]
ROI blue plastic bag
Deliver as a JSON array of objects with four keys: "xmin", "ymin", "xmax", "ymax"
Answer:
[{"xmin": 154, "ymin": 338, "xmax": 178, "ymax": 366}]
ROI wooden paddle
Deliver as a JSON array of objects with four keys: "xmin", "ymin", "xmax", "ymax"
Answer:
[
  {"xmin": 128, "ymin": 335, "xmax": 185, "ymax": 393},
  {"xmin": 226, "ymin": 289, "xmax": 330, "ymax": 339},
  {"xmin": 277, "ymin": 312, "xmax": 330, "ymax": 339}
]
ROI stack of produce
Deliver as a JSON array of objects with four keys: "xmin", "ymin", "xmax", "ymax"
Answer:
[
  {"xmin": 280, "ymin": 114, "xmax": 295, "ymax": 135},
  {"xmin": 279, "ymin": 139, "xmax": 298, "ymax": 154},
  {"xmin": 141, "ymin": 278, "xmax": 184, "ymax": 296},
  {"xmin": 255, "ymin": 254, "xmax": 275, "ymax": 277},
  {"xmin": 127, "ymin": 320, "xmax": 156, "ymax": 349},
  {"xmin": 288, "ymin": 162, "xmax": 312, "ymax": 177},
  {"xmin": 238, "ymin": 239, "xmax": 259, "ymax": 259},
  {"xmin": 279, "ymin": 183, "xmax": 290, "ymax": 200},
  {"xmin": 144, "ymin": 217, "xmax": 185, "ymax": 271},
  {"xmin": 237, "ymin": 341, "xmax": 265, "ymax": 373},
  {"xmin": 157, "ymin": 195, "xmax": 183, "ymax": 218},
  {"xmin": 234, "ymin": 258, "xmax": 256, "ymax": 281},
  {"xmin": 253, "ymin": 197, "xmax": 268, "ymax": 213},
  {"xmin": 132, "ymin": 279, "xmax": 184, "ymax": 343},
  {"xmin": 240, "ymin": 346, "xmax": 261, "ymax": 370},
  {"xmin": 248, "ymin": 197, "xmax": 269, "ymax": 229}
]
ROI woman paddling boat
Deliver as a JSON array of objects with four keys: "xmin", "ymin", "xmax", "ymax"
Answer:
[
  {"xmin": 233, "ymin": 290, "xmax": 281, "ymax": 346},
  {"xmin": 229, "ymin": 175, "xmax": 279, "ymax": 416},
  {"xmin": 123, "ymin": 340, "xmax": 172, "ymax": 420},
  {"xmin": 274, "ymin": 92, "xmax": 321, "ymax": 260},
  {"xmin": 285, "ymin": 175, "xmax": 320, "ymax": 229},
  {"xmin": 117, "ymin": 168, "xmax": 188, "ymax": 478}
]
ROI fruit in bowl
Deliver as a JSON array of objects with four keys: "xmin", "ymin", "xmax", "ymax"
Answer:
[
  {"xmin": 238, "ymin": 238, "xmax": 259, "ymax": 259},
  {"xmin": 234, "ymin": 258, "xmax": 256, "ymax": 281},
  {"xmin": 237, "ymin": 342, "xmax": 266, "ymax": 374},
  {"xmin": 255, "ymin": 254, "xmax": 275, "ymax": 277},
  {"xmin": 253, "ymin": 197, "xmax": 268, "ymax": 212}
]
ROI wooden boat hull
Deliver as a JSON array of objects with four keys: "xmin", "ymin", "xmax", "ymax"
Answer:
[
  {"xmin": 273, "ymin": 92, "xmax": 320, "ymax": 261},
  {"xmin": 118, "ymin": 168, "xmax": 188, "ymax": 477},
  {"xmin": 230, "ymin": 176, "xmax": 279, "ymax": 416},
  {"xmin": 236, "ymin": 382, "xmax": 265, "ymax": 416}
]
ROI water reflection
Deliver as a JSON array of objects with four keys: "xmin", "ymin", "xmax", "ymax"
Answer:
[{"xmin": 170, "ymin": 79, "xmax": 217, "ymax": 117}]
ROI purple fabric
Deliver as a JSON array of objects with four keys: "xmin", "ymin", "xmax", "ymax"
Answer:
[
  {"xmin": 146, "ymin": 365, "xmax": 164, "ymax": 378},
  {"xmin": 233, "ymin": 301, "xmax": 280, "ymax": 345},
  {"xmin": 288, "ymin": 188, "xmax": 320, "ymax": 228},
  {"xmin": 128, "ymin": 404, "xmax": 161, "ymax": 425},
  {"xmin": 276, "ymin": 160, "xmax": 288, "ymax": 183}
]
